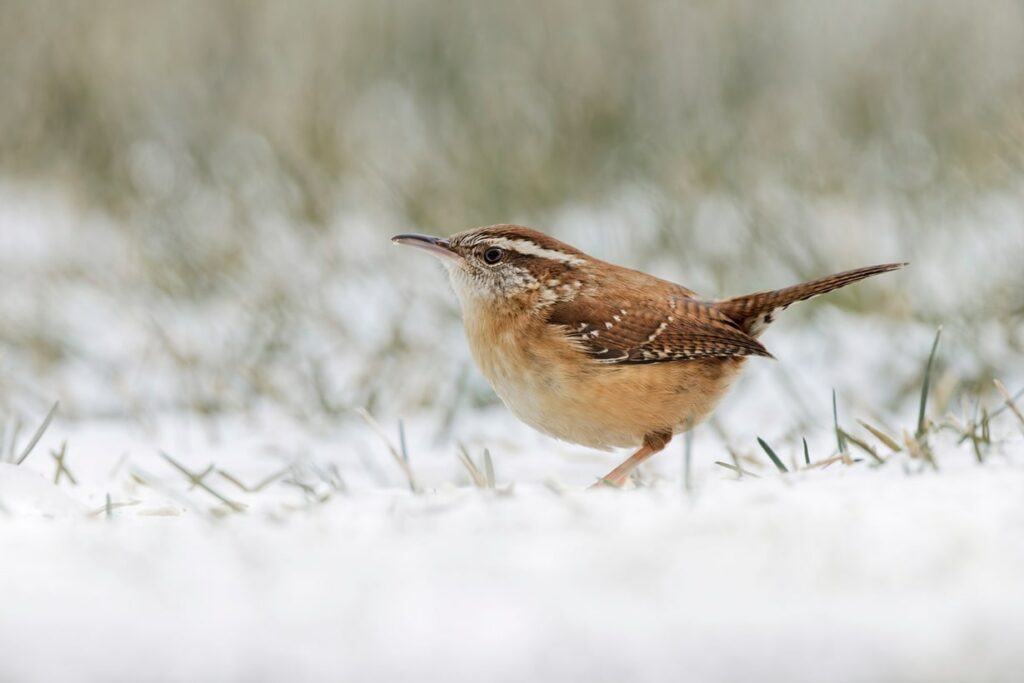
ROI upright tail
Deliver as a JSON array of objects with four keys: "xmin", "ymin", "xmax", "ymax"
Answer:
[{"xmin": 716, "ymin": 263, "xmax": 907, "ymax": 337}]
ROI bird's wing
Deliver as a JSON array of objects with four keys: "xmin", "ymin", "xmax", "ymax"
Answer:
[{"xmin": 547, "ymin": 293, "xmax": 772, "ymax": 364}]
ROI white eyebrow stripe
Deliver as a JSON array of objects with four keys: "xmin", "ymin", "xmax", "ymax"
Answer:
[{"xmin": 477, "ymin": 237, "xmax": 586, "ymax": 266}]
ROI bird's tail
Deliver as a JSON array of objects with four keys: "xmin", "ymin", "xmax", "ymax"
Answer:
[{"xmin": 716, "ymin": 263, "xmax": 907, "ymax": 336}]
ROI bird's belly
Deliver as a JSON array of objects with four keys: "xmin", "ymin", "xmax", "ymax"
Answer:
[{"xmin": 470, "ymin": 331, "xmax": 745, "ymax": 450}]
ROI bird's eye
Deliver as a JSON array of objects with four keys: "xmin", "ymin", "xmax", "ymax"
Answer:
[{"xmin": 483, "ymin": 247, "xmax": 504, "ymax": 264}]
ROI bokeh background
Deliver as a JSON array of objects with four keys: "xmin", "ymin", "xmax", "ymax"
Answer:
[{"xmin": 1, "ymin": 0, "xmax": 1022, "ymax": 428}]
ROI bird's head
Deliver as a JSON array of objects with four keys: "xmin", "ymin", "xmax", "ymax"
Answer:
[{"xmin": 391, "ymin": 224, "xmax": 594, "ymax": 313}]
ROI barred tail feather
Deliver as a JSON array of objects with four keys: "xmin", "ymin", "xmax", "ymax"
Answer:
[{"xmin": 717, "ymin": 263, "xmax": 907, "ymax": 336}]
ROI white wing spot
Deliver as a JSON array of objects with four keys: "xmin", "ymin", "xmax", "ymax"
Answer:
[{"xmin": 646, "ymin": 321, "xmax": 670, "ymax": 343}]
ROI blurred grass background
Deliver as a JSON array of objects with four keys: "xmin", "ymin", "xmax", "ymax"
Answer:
[{"xmin": 0, "ymin": 0, "xmax": 1022, "ymax": 422}]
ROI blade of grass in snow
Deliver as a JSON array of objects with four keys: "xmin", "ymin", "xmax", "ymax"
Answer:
[
  {"xmin": 802, "ymin": 437, "xmax": 810, "ymax": 466},
  {"xmin": 457, "ymin": 444, "xmax": 487, "ymax": 488},
  {"xmin": 832, "ymin": 390, "xmax": 847, "ymax": 455},
  {"xmin": 994, "ymin": 379, "xmax": 1024, "ymax": 430},
  {"xmin": 714, "ymin": 461, "xmax": 760, "ymax": 478},
  {"xmin": 50, "ymin": 440, "xmax": 76, "ymax": 485},
  {"xmin": 87, "ymin": 499, "xmax": 141, "ymax": 517},
  {"xmin": 15, "ymin": 401, "xmax": 59, "ymax": 465},
  {"xmin": 483, "ymin": 448, "xmax": 495, "ymax": 489},
  {"xmin": 356, "ymin": 407, "xmax": 421, "ymax": 493},
  {"xmin": 838, "ymin": 428, "xmax": 884, "ymax": 464},
  {"xmin": 917, "ymin": 326, "xmax": 942, "ymax": 438},
  {"xmin": 857, "ymin": 419, "xmax": 902, "ymax": 452},
  {"xmin": 398, "ymin": 420, "xmax": 409, "ymax": 463},
  {"xmin": 217, "ymin": 465, "xmax": 290, "ymax": 493},
  {"xmin": 989, "ymin": 384, "xmax": 1024, "ymax": 419},
  {"xmin": 757, "ymin": 437, "xmax": 788, "ymax": 473},
  {"xmin": 806, "ymin": 453, "xmax": 846, "ymax": 469},
  {"xmin": 159, "ymin": 451, "xmax": 246, "ymax": 512}
]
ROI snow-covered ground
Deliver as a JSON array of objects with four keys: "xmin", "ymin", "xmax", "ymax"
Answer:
[
  {"xmin": 1, "ymin": 185, "xmax": 1022, "ymax": 681},
  {"xmin": 2, "ymin": 399, "xmax": 1023, "ymax": 682}
]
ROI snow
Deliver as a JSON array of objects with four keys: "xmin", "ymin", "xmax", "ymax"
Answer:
[
  {"xmin": 2, "ymin": 409, "xmax": 1023, "ymax": 682},
  {"xmin": 1, "ymin": 182, "xmax": 1022, "ymax": 681}
]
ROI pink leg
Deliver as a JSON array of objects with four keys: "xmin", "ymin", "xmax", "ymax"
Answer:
[{"xmin": 591, "ymin": 431, "xmax": 673, "ymax": 488}]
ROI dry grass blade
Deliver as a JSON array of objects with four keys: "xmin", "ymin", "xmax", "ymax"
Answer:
[
  {"xmin": 355, "ymin": 408, "xmax": 421, "ymax": 493},
  {"xmin": 217, "ymin": 466, "xmax": 291, "ymax": 493},
  {"xmin": 714, "ymin": 460, "xmax": 760, "ymax": 478},
  {"xmin": 990, "ymin": 385, "xmax": 1024, "ymax": 419},
  {"xmin": 398, "ymin": 419, "xmax": 410, "ymax": 463},
  {"xmin": 457, "ymin": 444, "xmax": 487, "ymax": 489},
  {"xmin": 805, "ymin": 453, "xmax": 846, "ymax": 469},
  {"xmin": 994, "ymin": 379, "xmax": 1024, "ymax": 429},
  {"xmin": 857, "ymin": 419, "xmax": 902, "ymax": 452},
  {"xmin": 483, "ymin": 448, "xmax": 496, "ymax": 489},
  {"xmin": 87, "ymin": 499, "xmax": 141, "ymax": 517},
  {"xmin": 50, "ymin": 440, "xmax": 77, "ymax": 485},
  {"xmin": 903, "ymin": 430, "xmax": 937, "ymax": 470},
  {"xmin": 837, "ymin": 428, "xmax": 884, "ymax": 464},
  {"xmin": 159, "ymin": 451, "xmax": 246, "ymax": 512},
  {"xmin": 15, "ymin": 401, "xmax": 59, "ymax": 465}
]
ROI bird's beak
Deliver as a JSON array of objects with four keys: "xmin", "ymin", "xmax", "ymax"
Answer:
[{"xmin": 391, "ymin": 233, "xmax": 461, "ymax": 263}]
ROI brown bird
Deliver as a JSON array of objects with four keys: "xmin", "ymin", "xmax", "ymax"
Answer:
[{"xmin": 393, "ymin": 225, "xmax": 904, "ymax": 487}]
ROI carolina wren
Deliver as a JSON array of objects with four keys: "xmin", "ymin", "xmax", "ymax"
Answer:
[{"xmin": 393, "ymin": 225, "xmax": 904, "ymax": 487}]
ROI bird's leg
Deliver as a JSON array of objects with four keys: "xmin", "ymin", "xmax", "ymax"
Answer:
[{"xmin": 591, "ymin": 431, "xmax": 673, "ymax": 488}]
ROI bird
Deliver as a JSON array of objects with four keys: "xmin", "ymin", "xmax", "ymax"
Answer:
[{"xmin": 392, "ymin": 225, "xmax": 905, "ymax": 487}]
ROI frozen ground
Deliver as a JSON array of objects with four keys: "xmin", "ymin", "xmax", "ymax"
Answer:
[
  {"xmin": 1, "ymin": 186, "xmax": 1021, "ymax": 681},
  {"xmin": 2, "ymin": 388, "xmax": 1023, "ymax": 682}
]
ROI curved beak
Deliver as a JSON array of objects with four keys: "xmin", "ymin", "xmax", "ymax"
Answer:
[{"xmin": 391, "ymin": 233, "xmax": 461, "ymax": 263}]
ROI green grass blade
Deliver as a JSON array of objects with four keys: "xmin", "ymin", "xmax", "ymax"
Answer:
[
  {"xmin": 757, "ymin": 437, "xmax": 788, "ymax": 473},
  {"xmin": 483, "ymin": 448, "xmax": 495, "ymax": 489},
  {"xmin": 917, "ymin": 326, "xmax": 942, "ymax": 438},
  {"xmin": 832, "ymin": 389, "xmax": 846, "ymax": 454},
  {"xmin": 15, "ymin": 401, "xmax": 59, "ymax": 465},
  {"xmin": 398, "ymin": 420, "xmax": 409, "ymax": 463}
]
